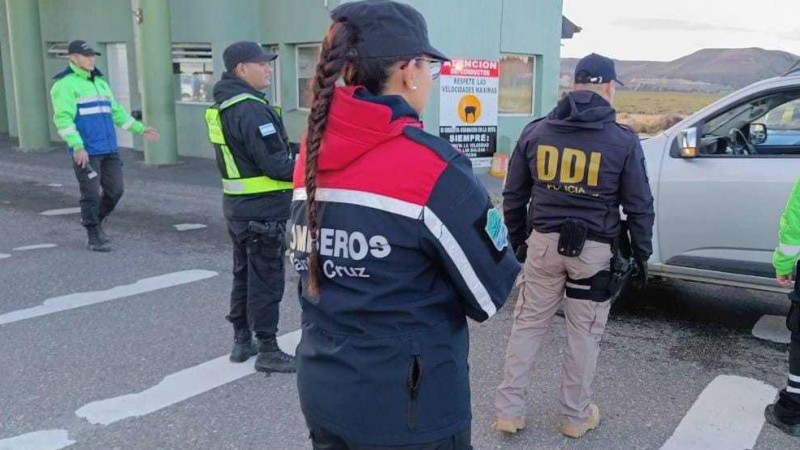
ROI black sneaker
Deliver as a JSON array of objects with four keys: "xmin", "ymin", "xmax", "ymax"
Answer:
[
  {"xmin": 255, "ymin": 336, "xmax": 297, "ymax": 373},
  {"xmin": 230, "ymin": 328, "xmax": 257, "ymax": 363},
  {"xmin": 87, "ymin": 228, "xmax": 111, "ymax": 252},
  {"xmin": 765, "ymin": 404, "xmax": 800, "ymax": 436}
]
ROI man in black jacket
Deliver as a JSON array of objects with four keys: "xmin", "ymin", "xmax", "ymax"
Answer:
[
  {"xmin": 206, "ymin": 42, "xmax": 295, "ymax": 373},
  {"xmin": 494, "ymin": 53, "xmax": 654, "ymax": 438}
]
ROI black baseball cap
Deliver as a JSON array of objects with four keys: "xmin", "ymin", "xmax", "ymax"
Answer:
[
  {"xmin": 574, "ymin": 53, "xmax": 623, "ymax": 86},
  {"xmin": 68, "ymin": 40, "xmax": 101, "ymax": 56},
  {"xmin": 331, "ymin": 0, "xmax": 449, "ymax": 61},
  {"xmin": 223, "ymin": 41, "xmax": 278, "ymax": 72}
]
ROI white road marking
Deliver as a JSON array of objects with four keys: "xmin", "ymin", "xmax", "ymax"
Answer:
[
  {"xmin": 47, "ymin": 183, "xmax": 64, "ymax": 188},
  {"xmin": 0, "ymin": 270, "xmax": 218, "ymax": 326},
  {"xmin": 659, "ymin": 375, "xmax": 776, "ymax": 450},
  {"xmin": 76, "ymin": 329, "xmax": 302, "ymax": 425},
  {"xmin": 0, "ymin": 429, "xmax": 74, "ymax": 450},
  {"xmin": 0, "ymin": 253, "xmax": 10, "ymax": 259},
  {"xmin": 13, "ymin": 244, "xmax": 58, "ymax": 251},
  {"xmin": 40, "ymin": 207, "xmax": 80, "ymax": 216},
  {"xmin": 752, "ymin": 315, "xmax": 791, "ymax": 344},
  {"xmin": 174, "ymin": 223, "xmax": 207, "ymax": 231}
]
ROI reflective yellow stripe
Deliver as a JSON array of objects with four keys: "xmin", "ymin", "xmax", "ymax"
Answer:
[
  {"xmin": 222, "ymin": 177, "xmax": 293, "ymax": 195},
  {"xmin": 220, "ymin": 93, "xmax": 266, "ymax": 110},
  {"xmin": 220, "ymin": 145, "xmax": 240, "ymax": 179}
]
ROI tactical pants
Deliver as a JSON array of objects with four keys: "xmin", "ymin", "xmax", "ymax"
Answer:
[
  {"xmin": 71, "ymin": 153, "xmax": 124, "ymax": 229},
  {"xmin": 774, "ymin": 306, "xmax": 800, "ymax": 425},
  {"xmin": 307, "ymin": 424, "xmax": 472, "ymax": 450},
  {"xmin": 226, "ymin": 220, "xmax": 286, "ymax": 340},
  {"xmin": 495, "ymin": 230, "xmax": 612, "ymax": 426}
]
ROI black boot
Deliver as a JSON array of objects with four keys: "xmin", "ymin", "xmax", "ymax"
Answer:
[
  {"xmin": 97, "ymin": 215, "xmax": 111, "ymax": 244},
  {"xmin": 765, "ymin": 390, "xmax": 800, "ymax": 436},
  {"xmin": 86, "ymin": 227, "xmax": 111, "ymax": 252},
  {"xmin": 230, "ymin": 328, "xmax": 257, "ymax": 363},
  {"xmin": 255, "ymin": 335, "xmax": 296, "ymax": 373}
]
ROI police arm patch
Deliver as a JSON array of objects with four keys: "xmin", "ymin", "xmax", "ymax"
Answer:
[
  {"xmin": 259, "ymin": 122, "xmax": 277, "ymax": 137},
  {"xmin": 484, "ymin": 208, "xmax": 509, "ymax": 251}
]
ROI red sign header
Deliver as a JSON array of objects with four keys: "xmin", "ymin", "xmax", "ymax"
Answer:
[{"xmin": 440, "ymin": 59, "xmax": 499, "ymax": 78}]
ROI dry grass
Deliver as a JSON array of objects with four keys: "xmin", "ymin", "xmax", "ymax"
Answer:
[{"xmin": 614, "ymin": 91, "xmax": 724, "ymax": 134}]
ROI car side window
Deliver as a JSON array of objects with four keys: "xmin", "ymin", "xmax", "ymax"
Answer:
[{"xmin": 698, "ymin": 90, "xmax": 800, "ymax": 157}]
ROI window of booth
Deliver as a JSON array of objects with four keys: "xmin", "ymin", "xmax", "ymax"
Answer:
[
  {"xmin": 172, "ymin": 43, "xmax": 214, "ymax": 104},
  {"xmin": 296, "ymin": 44, "xmax": 321, "ymax": 110},
  {"xmin": 499, "ymin": 53, "xmax": 535, "ymax": 115}
]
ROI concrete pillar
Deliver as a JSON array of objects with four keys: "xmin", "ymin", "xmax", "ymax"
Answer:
[
  {"xmin": 131, "ymin": 0, "xmax": 178, "ymax": 165},
  {"xmin": 0, "ymin": 44, "xmax": 8, "ymax": 134},
  {"xmin": 5, "ymin": 0, "xmax": 50, "ymax": 149}
]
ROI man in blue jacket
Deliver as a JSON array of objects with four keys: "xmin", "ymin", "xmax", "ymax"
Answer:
[{"xmin": 494, "ymin": 53, "xmax": 655, "ymax": 438}]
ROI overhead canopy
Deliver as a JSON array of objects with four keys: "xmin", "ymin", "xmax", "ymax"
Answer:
[{"xmin": 562, "ymin": 16, "xmax": 582, "ymax": 39}]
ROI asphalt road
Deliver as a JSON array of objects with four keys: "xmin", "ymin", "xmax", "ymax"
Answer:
[{"xmin": 0, "ymin": 142, "xmax": 797, "ymax": 449}]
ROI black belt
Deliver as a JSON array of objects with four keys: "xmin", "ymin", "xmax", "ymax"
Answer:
[{"xmin": 536, "ymin": 227, "xmax": 614, "ymax": 245}]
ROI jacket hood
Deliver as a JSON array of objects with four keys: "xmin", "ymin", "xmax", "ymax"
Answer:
[
  {"xmin": 213, "ymin": 72, "xmax": 267, "ymax": 104},
  {"xmin": 304, "ymin": 86, "xmax": 421, "ymax": 172},
  {"xmin": 546, "ymin": 90, "xmax": 616, "ymax": 131}
]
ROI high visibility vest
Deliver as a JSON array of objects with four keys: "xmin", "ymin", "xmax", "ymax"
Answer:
[{"xmin": 204, "ymin": 93, "xmax": 293, "ymax": 195}]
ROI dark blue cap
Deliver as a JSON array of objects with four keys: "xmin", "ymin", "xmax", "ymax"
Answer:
[
  {"xmin": 223, "ymin": 41, "xmax": 278, "ymax": 72},
  {"xmin": 574, "ymin": 53, "xmax": 623, "ymax": 86},
  {"xmin": 331, "ymin": 0, "xmax": 449, "ymax": 61},
  {"xmin": 68, "ymin": 40, "xmax": 101, "ymax": 56}
]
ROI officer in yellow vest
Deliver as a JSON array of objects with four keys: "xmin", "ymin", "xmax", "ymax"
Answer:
[{"xmin": 206, "ymin": 42, "xmax": 295, "ymax": 373}]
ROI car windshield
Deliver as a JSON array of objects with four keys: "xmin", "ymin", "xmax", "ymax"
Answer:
[{"xmin": 705, "ymin": 90, "xmax": 800, "ymax": 137}]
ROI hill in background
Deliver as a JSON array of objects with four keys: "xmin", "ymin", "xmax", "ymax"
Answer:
[{"xmin": 561, "ymin": 48, "xmax": 800, "ymax": 93}]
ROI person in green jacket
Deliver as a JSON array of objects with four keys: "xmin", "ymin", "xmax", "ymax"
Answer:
[
  {"xmin": 765, "ymin": 176, "xmax": 800, "ymax": 436},
  {"xmin": 50, "ymin": 40, "xmax": 159, "ymax": 252}
]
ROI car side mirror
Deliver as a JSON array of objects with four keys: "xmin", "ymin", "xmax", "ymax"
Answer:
[
  {"xmin": 678, "ymin": 127, "xmax": 699, "ymax": 158},
  {"xmin": 750, "ymin": 123, "xmax": 768, "ymax": 145}
]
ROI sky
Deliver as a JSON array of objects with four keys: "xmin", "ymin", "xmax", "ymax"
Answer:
[{"xmin": 561, "ymin": 0, "xmax": 800, "ymax": 62}]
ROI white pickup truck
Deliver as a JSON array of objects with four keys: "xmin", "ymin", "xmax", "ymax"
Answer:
[{"xmin": 642, "ymin": 68, "xmax": 800, "ymax": 292}]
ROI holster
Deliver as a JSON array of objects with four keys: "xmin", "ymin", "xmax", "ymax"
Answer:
[
  {"xmin": 558, "ymin": 219, "xmax": 588, "ymax": 257},
  {"xmin": 247, "ymin": 221, "xmax": 284, "ymax": 258},
  {"xmin": 788, "ymin": 261, "xmax": 800, "ymax": 334}
]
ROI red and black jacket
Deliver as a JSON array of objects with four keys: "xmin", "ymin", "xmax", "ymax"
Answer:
[{"xmin": 289, "ymin": 86, "xmax": 519, "ymax": 446}]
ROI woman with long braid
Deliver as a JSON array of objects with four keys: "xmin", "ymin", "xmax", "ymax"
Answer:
[{"xmin": 288, "ymin": 1, "xmax": 520, "ymax": 448}]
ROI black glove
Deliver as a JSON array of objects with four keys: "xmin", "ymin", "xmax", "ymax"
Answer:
[
  {"xmin": 634, "ymin": 259, "xmax": 648, "ymax": 286},
  {"xmin": 514, "ymin": 243, "xmax": 528, "ymax": 264}
]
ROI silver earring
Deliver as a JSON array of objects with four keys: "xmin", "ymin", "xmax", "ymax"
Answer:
[{"xmin": 411, "ymin": 86, "xmax": 418, "ymax": 91}]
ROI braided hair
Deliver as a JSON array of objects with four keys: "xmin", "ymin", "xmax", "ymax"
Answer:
[{"xmin": 304, "ymin": 20, "xmax": 421, "ymax": 296}]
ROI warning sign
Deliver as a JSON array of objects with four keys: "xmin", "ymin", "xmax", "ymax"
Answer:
[{"xmin": 439, "ymin": 59, "xmax": 499, "ymax": 168}]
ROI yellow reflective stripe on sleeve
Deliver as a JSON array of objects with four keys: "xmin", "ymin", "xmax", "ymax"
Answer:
[
  {"xmin": 220, "ymin": 145, "xmax": 240, "ymax": 179},
  {"xmin": 222, "ymin": 176, "xmax": 292, "ymax": 195},
  {"xmin": 778, "ymin": 243, "xmax": 800, "ymax": 257},
  {"xmin": 121, "ymin": 118, "xmax": 135, "ymax": 130},
  {"xmin": 58, "ymin": 125, "xmax": 78, "ymax": 138}
]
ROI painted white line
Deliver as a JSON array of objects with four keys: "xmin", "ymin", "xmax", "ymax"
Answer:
[
  {"xmin": 76, "ymin": 329, "xmax": 302, "ymax": 425},
  {"xmin": 0, "ymin": 429, "xmax": 74, "ymax": 450},
  {"xmin": 0, "ymin": 270, "xmax": 218, "ymax": 326},
  {"xmin": 174, "ymin": 223, "xmax": 207, "ymax": 231},
  {"xmin": 0, "ymin": 253, "xmax": 10, "ymax": 260},
  {"xmin": 13, "ymin": 244, "xmax": 58, "ymax": 251},
  {"xmin": 659, "ymin": 375, "xmax": 776, "ymax": 450},
  {"xmin": 47, "ymin": 183, "xmax": 64, "ymax": 188},
  {"xmin": 40, "ymin": 207, "xmax": 80, "ymax": 216},
  {"xmin": 752, "ymin": 315, "xmax": 791, "ymax": 344}
]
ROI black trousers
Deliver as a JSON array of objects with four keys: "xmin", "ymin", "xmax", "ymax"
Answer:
[
  {"xmin": 307, "ymin": 425, "xmax": 472, "ymax": 450},
  {"xmin": 226, "ymin": 220, "xmax": 286, "ymax": 340},
  {"xmin": 72, "ymin": 153, "xmax": 124, "ymax": 229},
  {"xmin": 775, "ymin": 328, "xmax": 800, "ymax": 425}
]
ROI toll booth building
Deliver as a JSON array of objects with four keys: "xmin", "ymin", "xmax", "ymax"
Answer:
[{"xmin": 0, "ymin": 0, "xmax": 577, "ymax": 169}]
